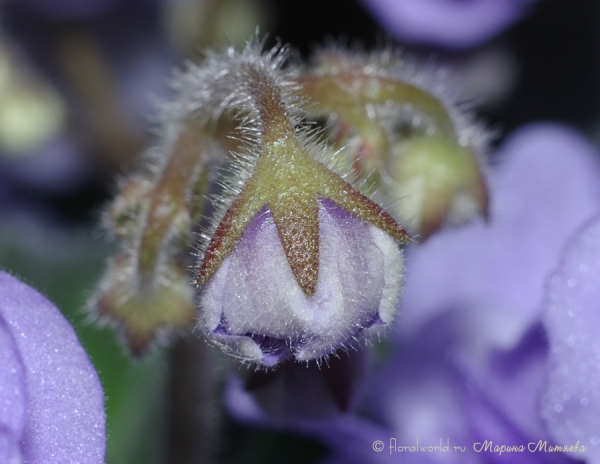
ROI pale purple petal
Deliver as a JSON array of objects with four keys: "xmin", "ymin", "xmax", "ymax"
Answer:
[
  {"xmin": 0, "ymin": 271, "xmax": 105, "ymax": 463},
  {"xmin": 542, "ymin": 215, "xmax": 600, "ymax": 462},
  {"xmin": 464, "ymin": 324, "xmax": 578, "ymax": 464},
  {"xmin": 365, "ymin": 311, "xmax": 577, "ymax": 463},
  {"xmin": 399, "ymin": 124, "xmax": 600, "ymax": 348},
  {"xmin": 224, "ymin": 124, "xmax": 600, "ymax": 463},
  {"xmin": 367, "ymin": 313, "xmax": 474, "ymax": 462},
  {"xmin": 359, "ymin": 0, "xmax": 537, "ymax": 48},
  {"xmin": 0, "ymin": 315, "xmax": 26, "ymax": 464},
  {"xmin": 200, "ymin": 199, "xmax": 404, "ymax": 366}
]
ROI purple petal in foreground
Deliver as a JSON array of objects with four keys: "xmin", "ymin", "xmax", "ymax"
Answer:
[
  {"xmin": 0, "ymin": 271, "xmax": 105, "ymax": 463},
  {"xmin": 543, "ymin": 215, "xmax": 600, "ymax": 462},
  {"xmin": 359, "ymin": 0, "xmax": 537, "ymax": 48},
  {"xmin": 225, "ymin": 374, "xmax": 406, "ymax": 464},
  {"xmin": 0, "ymin": 314, "xmax": 26, "ymax": 463}
]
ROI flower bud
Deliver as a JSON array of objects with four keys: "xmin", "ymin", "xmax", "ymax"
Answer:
[
  {"xmin": 92, "ymin": 254, "xmax": 195, "ymax": 356},
  {"xmin": 90, "ymin": 122, "xmax": 212, "ymax": 355},
  {"xmin": 105, "ymin": 175, "xmax": 152, "ymax": 239},
  {"xmin": 296, "ymin": 47, "xmax": 491, "ymax": 240},
  {"xmin": 199, "ymin": 198, "xmax": 404, "ymax": 367},
  {"xmin": 385, "ymin": 135, "xmax": 488, "ymax": 239}
]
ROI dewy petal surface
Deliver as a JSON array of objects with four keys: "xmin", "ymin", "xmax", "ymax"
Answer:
[
  {"xmin": 385, "ymin": 124, "xmax": 600, "ymax": 462},
  {"xmin": 543, "ymin": 215, "xmax": 600, "ymax": 462},
  {"xmin": 200, "ymin": 199, "xmax": 404, "ymax": 365},
  {"xmin": 0, "ymin": 271, "xmax": 105, "ymax": 463},
  {"xmin": 0, "ymin": 314, "xmax": 26, "ymax": 464}
]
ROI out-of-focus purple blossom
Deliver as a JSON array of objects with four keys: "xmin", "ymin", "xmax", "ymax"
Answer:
[
  {"xmin": 225, "ymin": 123, "xmax": 600, "ymax": 462},
  {"xmin": 358, "ymin": 0, "xmax": 538, "ymax": 48},
  {"xmin": 543, "ymin": 215, "xmax": 600, "ymax": 462},
  {"xmin": 0, "ymin": 271, "xmax": 105, "ymax": 463},
  {"xmin": 398, "ymin": 124, "xmax": 600, "ymax": 340},
  {"xmin": 0, "ymin": 0, "xmax": 176, "ymax": 199},
  {"xmin": 8, "ymin": 0, "xmax": 146, "ymax": 20},
  {"xmin": 361, "ymin": 124, "xmax": 600, "ymax": 461},
  {"xmin": 0, "ymin": 135, "xmax": 94, "ymax": 193},
  {"xmin": 200, "ymin": 199, "xmax": 404, "ymax": 367}
]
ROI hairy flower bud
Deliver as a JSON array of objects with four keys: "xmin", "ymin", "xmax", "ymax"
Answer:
[
  {"xmin": 0, "ymin": 272, "xmax": 105, "ymax": 463},
  {"xmin": 89, "ymin": 121, "xmax": 213, "ymax": 355},
  {"xmin": 91, "ymin": 38, "xmax": 453, "ymax": 362},
  {"xmin": 296, "ymin": 47, "xmax": 490, "ymax": 240},
  {"xmin": 386, "ymin": 135, "xmax": 488, "ymax": 239},
  {"xmin": 199, "ymin": 198, "xmax": 404, "ymax": 366},
  {"xmin": 186, "ymin": 41, "xmax": 410, "ymax": 366}
]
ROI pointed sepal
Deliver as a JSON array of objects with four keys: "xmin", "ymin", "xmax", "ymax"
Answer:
[{"xmin": 270, "ymin": 192, "xmax": 320, "ymax": 295}]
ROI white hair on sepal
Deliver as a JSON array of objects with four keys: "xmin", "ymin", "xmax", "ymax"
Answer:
[
  {"xmin": 162, "ymin": 37, "xmax": 305, "ymax": 132},
  {"xmin": 306, "ymin": 43, "xmax": 492, "ymax": 161},
  {"xmin": 171, "ymin": 39, "xmax": 325, "ymax": 264},
  {"xmin": 100, "ymin": 123, "xmax": 182, "ymax": 247},
  {"xmin": 386, "ymin": 51, "xmax": 492, "ymax": 158},
  {"xmin": 301, "ymin": 118, "xmax": 399, "ymax": 218},
  {"xmin": 290, "ymin": 115, "xmax": 392, "ymax": 217}
]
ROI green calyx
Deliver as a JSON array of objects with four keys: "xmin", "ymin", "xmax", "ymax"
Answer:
[
  {"xmin": 197, "ymin": 127, "xmax": 411, "ymax": 295},
  {"xmin": 388, "ymin": 135, "xmax": 489, "ymax": 239}
]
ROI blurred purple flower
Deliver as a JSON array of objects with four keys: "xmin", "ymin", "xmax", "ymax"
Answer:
[
  {"xmin": 358, "ymin": 0, "xmax": 538, "ymax": 48},
  {"xmin": 542, "ymin": 214, "xmax": 600, "ymax": 463},
  {"xmin": 8, "ymin": 0, "xmax": 155, "ymax": 20},
  {"xmin": 226, "ymin": 123, "xmax": 600, "ymax": 462},
  {"xmin": 0, "ymin": 271, "xmax": 105, "ymax": 463}
]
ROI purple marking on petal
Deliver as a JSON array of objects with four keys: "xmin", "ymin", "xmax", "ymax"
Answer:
[
  {"xmin": 212, "ymin": 314, "xmax": 230, "ymax": 335},
  {"xmin": 211, "ymin": 322, "xmax": 293, "ymax": 365},
  {"xmin": 318, "ymin": 197, "xmax": 355, "ymax": 222},
  {"xmin": 234, "ymin": 205, "xmax": 272, "ymax": 245},
  {"xmin": 248, "ymin": 335, "xmax": 293, "ymax": 367}
]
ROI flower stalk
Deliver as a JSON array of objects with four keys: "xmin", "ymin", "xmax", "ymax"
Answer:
[{"xmin": 91, "ymin": 119, "xmax": 214, "ymax": 354}]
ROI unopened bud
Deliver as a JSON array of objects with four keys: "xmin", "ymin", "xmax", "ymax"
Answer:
[
  {"xmin": 385, "ymin": 135, "xmax": 489, "ymax": 239},
  {"xmin": 200, "ymin": 199, "xmax": 404, "ymax": 367},
  {"xmin": 92, "ymin": 254, "xmax": 195, "ymax": 355}
]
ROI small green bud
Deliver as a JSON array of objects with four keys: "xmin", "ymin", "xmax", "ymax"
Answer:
[
  {"xmin": 385, "ymin": 135, "xmax": 489, "ymax": 239},
  {"xmin": 92, "ymin": 254, "xmax": 195, "ymax": 356}
]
